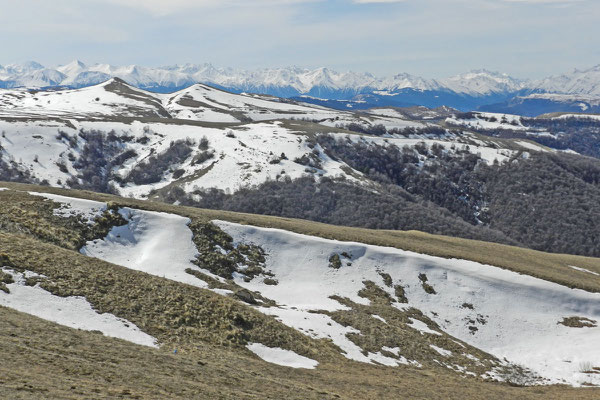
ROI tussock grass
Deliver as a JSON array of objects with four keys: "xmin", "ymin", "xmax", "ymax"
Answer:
[
  {"xmin": 2, "ymin": 306, "xmax": 598, "ymax": 399},
  {"xmin": 559, "ymin": 317, "xmax": 598, "ymax": 328},
  {"xmin": 0, "ymin": 269, "xmax": 14, "ymax": 293}
]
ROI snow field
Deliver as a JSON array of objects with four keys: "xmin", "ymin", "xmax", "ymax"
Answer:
[
  {"xmin": 0, "ymin": 268, "xmax": 157, "ymax": 347},
  {"xmin": 214, "ymin": 220, "xmax": 600, "ymax": 386},
  {"xmin": 24, "ymin": 193, "xmax": 216, "ymax": 288},
  {"xmin": 0, "ymin": 118, "xmax": 358, "ymax": 197},
  {"xmin": 14, "ymin": 190, "xmax": 600, "ymax": 385},
  {"xmin": 81, "ymin": 207, "xmax": 212, "ymax": 288}
]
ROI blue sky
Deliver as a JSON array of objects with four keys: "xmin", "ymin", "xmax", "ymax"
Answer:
[{"xmin": 1, "ymin": 0, "xmax": 598, "ymax": 78}]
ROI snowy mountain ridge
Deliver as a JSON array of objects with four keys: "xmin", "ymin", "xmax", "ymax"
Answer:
[
  {"xmin": 5, "ymin": 60, "xmax": 600, "ymax": 114},
  {"xmin": 0, "ymin": 60, "xmax": 532, "ymax": 96},
  {"xmin": 0, "ymin": 77, "xmax": 539, "ymax": 200}
]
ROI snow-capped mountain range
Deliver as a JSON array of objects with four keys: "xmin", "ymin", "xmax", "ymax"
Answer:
[
  {"xmin": 1, "ymin": 61, "xmax": 600, "ymax": 114},
  {"xmin": 0, "ymin": 60, "xmax": 529, "ymax": 95}
]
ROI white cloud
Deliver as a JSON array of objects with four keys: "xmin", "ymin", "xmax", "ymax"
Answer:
[
  {"xmin": 353, "ymin": 0, "xmax": 406, "ymax": 3},
  {"xmin": 502, "ymin": 0, "xmax": 583, "ymax": 2},
  {"xmin": 102, "ymin": 0, "xmax": 321, "ymax": 16},
  {"xmin": 0, "ymin": 0, "xmax": 598, "ymax": 78}
]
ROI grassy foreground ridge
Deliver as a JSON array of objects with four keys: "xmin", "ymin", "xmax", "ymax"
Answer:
[{"xmin": 0, "ymin": 181, "xmax": 599, "ymax": 399}]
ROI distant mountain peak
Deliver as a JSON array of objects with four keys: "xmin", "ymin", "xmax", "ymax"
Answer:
[
  {"xmin": 2, "ymin": 60, "xmax": 600, "ymax": 102},
  {"xmin": 66, "ymin": 59, "xmax": 86, "ymax": 68},
  {"xmin": 57, "ymin": 60, "xmax": 87, "ymax": 76}
]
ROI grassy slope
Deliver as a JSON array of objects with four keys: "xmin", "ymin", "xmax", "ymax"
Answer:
[
  {"xmin": 1, "ymin": 182, "xmax": 600, "ymax": 398},
  {"xmin": 2, "ymin": 181, "xmax": 599, "ymax": 293},
  {"xmin": 2, "ymin": 306, "xmax": 598, "ymax": 400}
]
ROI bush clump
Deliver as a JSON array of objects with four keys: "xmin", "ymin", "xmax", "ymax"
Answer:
[
  {"xmin": 0, "ymin": 269, "xmax": 15, "ymax": 293},
  {"xmin": 418, "ymin": 273, "xmax": 436, "ymax": 295},
  {"xmin": 559, "ymin": 316, "xmax": 597, "ymax": 328},
  {"xmin": 394, "ymin": 284, "xmax": 408, "ymax": 303},
  {"xmin": 125, "ymin": 139, "xmax": 194, "ymax": 185},
  {"xmin": 379, "ymin": 272, "xmax": 393, "ymax": 288},
  {"xmin": 328, "ymin": 254, "xmax": 342, "ymax": 269},
  {"xmin": 189, "ymin": 221, "xmax": 267, "ymax": 280}
]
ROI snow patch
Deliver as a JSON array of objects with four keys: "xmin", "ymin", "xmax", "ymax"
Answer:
[
  {"xmin": 515, "ymin": 141, "xmax": 547, "ymax": 152},
  {"xmin": 372, "ymin": 314, "xmax": 387, "ymax": 324},
  {"xmin": 0, "ymin": 268, "xmax": 157, "ymax": 347},
  {"xmin": 430, "ymin": 344, "xmax": 452, "ymax": 357},
  {"xmin": 569, "ymin": 266, "xmax": 600, "ymax": 277},
  {"xmin": 81, "ymin": 207, "xmax": 209, "ymax": 288},
  {"xmin": 246, "ymin": 343, "xmax": 318, "ymax": 369},
  {"xmin": 29, "ymin": 191, "xmax": 106, "ymax": 223},
  {"xmin": 408, "ymin": 318, "xmax": 442, "ymax": 336}
]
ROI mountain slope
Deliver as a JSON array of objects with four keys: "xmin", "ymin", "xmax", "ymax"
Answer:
[
  {"xmin": 479, "ymin": 93, "xmax": 600, "ymax": 117},
  {"xmin": 0, "ymin": 183, "xmax": 599, "ymax": 396},
  {"xmin": 531, "ymin": 65, "xmax": 600, "ymax": 96},
  {"xmin": 2, "ymin": 79, "xmax": 600, "ymax": 258}
]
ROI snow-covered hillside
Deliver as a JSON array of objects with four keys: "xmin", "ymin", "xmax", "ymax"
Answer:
[
  {"xmin": 0, "ymin": 78, "xmax": 169, "ymax": 119},
  {"xmin": 0, "ymin": 118, "xmax": 359, "ymax": 196},
  {"xmin": 1, "ymin": 78, "xmax": 545, "ymax": 199},
  {"xmin": 0, "ymin": 77, "xmax": 423, "ymax": 128},
  {"xmin": 213, "ymin": 221, "xmax": 600, "ymax": 386},
  {"xmin": 0, "ymin": 109, "xmax": 534, "ymax": 198},
  {"xmin": 8, "ymin": 190, "xmax": 598, "ymax": 387}
]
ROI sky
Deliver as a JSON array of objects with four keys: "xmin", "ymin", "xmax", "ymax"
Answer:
[{"xmin": 0, "ymin": 0, "xmax": 598, "ymax": 79}]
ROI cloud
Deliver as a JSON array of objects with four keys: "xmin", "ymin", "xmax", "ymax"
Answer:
[
  {"xmin": 0, "ymin": 0, "xmax": 598, "ymax": 79},
  {"xmin": 502, "ymin": 0, "xmax": 583, "ymax": 2},
  {"xmin": 101, "ymin": 0, "xmax": 321, "ymax": 16},
  {"xmin": 353, "ymin": 0, "xmax": 406, "ymax": 3}
]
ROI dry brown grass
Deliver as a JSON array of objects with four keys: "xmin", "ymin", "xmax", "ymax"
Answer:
[
  {"xmin": 559, "ymin": 317, "xmax": 598, "ymax": 328},
  {"xmin": 2, "ymin": 306, "xmax": 599, "ymax": 399},
  {"xmin": 0, "ymin": 231, "xmax": 338, "ymax": 362}
]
